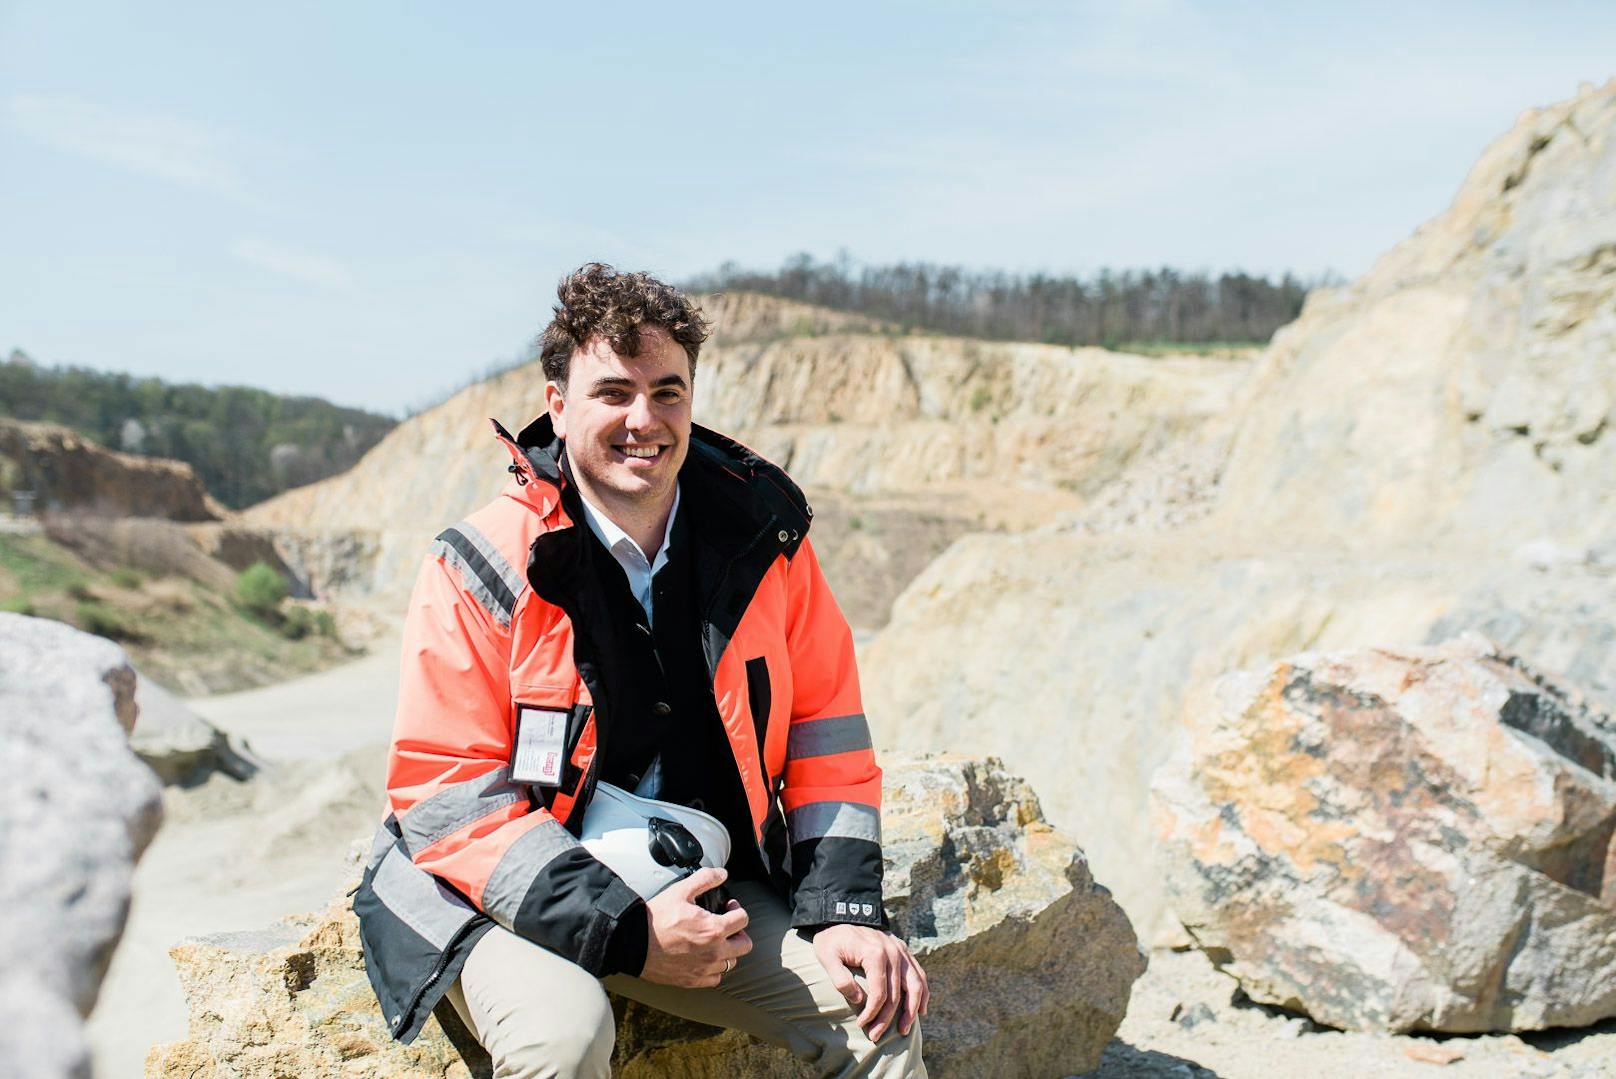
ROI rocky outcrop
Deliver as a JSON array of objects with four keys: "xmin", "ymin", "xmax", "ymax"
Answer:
[
  {"xmin": 0, "ymin": 418, "xmax": 225, "ymax": 521},
  {"xmin": 862, "ymin": 79, "xmax": 1616, "ymax": 936},
  {"xmin": 0, "ymin": 613, "xmax": 163, "ymax": 1077},
  {"xmin": 1152, "ymin": 635, "xmax": 1616, "ymax": 1034},
  {"xmin": 146, "ymin": 755, "xmax": 1143, "ymax": 1078},
  {"xmin": 131, "ymin": 678, "xmax": 260, "ymax": 786}
]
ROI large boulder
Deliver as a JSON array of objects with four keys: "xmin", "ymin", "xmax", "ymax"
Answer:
[
  {"xmin": 146, "ymin": 755, "xmax": 1144, "ymax": 1078},
  {"xmin": 1152, "ymin": 634, "xmax": 1616, "ymax": 1034},
  {"xmin": 0, "ymin": 613, "xmax": 164, "ymax": 1077}
]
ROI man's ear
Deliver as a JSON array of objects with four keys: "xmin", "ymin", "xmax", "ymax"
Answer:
[{"xmin": 544, "ymin": 380, "xmax": 566, "ymax": 439}]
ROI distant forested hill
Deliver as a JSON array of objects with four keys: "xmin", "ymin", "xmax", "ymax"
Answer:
[
  {"xmin": 687, "ymin": 254, "xmax": 1328, "ymax": 349},
  {"xmin": 0, "ymin": 352, "xmax": 396, "ymax": 509}
]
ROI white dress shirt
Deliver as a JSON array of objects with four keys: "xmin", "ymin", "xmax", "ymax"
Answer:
[{"xmin": 576, "ymin": 483, "xmax": 680, "ymax": 628}]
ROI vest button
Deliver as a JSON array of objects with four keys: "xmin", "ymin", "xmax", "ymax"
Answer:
[
  {"xmin": 653, "ymin": 701, "xmax": 672, "ymax": 716},
  {"xmin": 777, "ymin": 529, "xmax": 790, "ymax": 542}
]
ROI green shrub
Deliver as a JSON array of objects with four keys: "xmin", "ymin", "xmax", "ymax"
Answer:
[
  {"xmin": 66, "ymin": 578, "xmax": 95, "ymax": 601},
  {"xmin": 313, "ymin": 609, "xmax": 337, "ymax": 637},
  {"xmin": 1, "ymin": 597, "xmax": 36, "ymax": 617},
  {"xmin": 278, "ymin": 604, "xmax": 313, "ymax": 640},
  {"xmin": 111, "ymin": 567, "xmax": 144, "ymax": 589},
  {"xmin": 235, "ymin": 561, "xmax": 288, "ymax": 618}
]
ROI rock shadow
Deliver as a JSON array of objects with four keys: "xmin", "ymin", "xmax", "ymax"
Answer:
[{"xmin": 1076, "ymin": 1038, "xmax": 1221, "ymax": 1077}]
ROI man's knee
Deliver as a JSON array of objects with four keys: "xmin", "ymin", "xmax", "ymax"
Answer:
[
  {"xmin": 486, "ymin": 986, "xmax": 615, "ymax": 1078},
  {"xmin": 848, "ymin": 1018, "xmax": 924, "ymax": 1079}
]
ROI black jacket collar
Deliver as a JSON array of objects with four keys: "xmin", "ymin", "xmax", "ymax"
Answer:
[{"xmin": 509, "ymin": 413, "xmax": 812, "ymax": 557}]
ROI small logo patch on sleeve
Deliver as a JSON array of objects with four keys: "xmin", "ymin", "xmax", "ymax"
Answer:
[{"xmin": 835, "ymin": 901, "xmax": 848, "ymax": 915}]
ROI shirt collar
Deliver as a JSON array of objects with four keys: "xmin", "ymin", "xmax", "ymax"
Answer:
[{"xmin": 577, "ymin": 482, "xmax": 680, "ymax": 572}]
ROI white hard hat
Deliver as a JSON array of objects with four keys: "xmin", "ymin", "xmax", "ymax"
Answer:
[{"xmin": 579, "ymin": 781, "xmax": 731, "ymax": 900}]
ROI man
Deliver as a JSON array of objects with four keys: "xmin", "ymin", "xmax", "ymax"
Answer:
[{"xmin": 353, "ymin": 263, "xmax": 928, "ymax": 1078}]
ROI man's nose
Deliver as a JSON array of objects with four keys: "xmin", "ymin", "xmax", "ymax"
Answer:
[{"xmin": 625, "ymin": 393, "xmax": 656, "ymax": 431}]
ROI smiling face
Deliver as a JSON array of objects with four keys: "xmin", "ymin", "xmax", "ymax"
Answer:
[{"xmin": 545, "ymin": 324, "xmax": 692, "ymax": 517}]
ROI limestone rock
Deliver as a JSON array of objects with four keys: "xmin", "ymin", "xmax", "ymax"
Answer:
[
  {"xmin": 0, "ymin": 613, "xmax": 163, "ymax": 1077},
  {"xmin": 147, "ymin": 755, "xmax": 1142, "ymax": 1078},
  {"xmin": 130, "ymin": 677, "xmax": 260, "ymax": 786},
  {"xmin": 1152, "ymin": 635, "xmax": 1616, "ymax": 1033},
  {"xmin": 863, "ymin": 532, "xmax": 1616, "ymax": 935}
]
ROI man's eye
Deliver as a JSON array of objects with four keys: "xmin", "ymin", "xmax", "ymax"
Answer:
[{"xmin": 657, "ymin": 391, "xmax": 683, "ymax": 403}]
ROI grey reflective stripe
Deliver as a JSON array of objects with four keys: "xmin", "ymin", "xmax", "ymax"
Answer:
[
  {"xmin": 787, "ymin": 713, "xmax": 872, "ymax": 759},
  {"xmin": 431, "ymin": 524, "xmax": 525, "ymax": 627},
  {"xmin": 787, "ymin": 801, "xmax": 881, "ymax": 844},
  {"xmin": 481, "ymin": 817, "xmax": 582, "ymax": 929},
  {"xmin": 365, "ymin": 817, "xmax": 397, "ymax": 872},
  {"xmin": 400, "ymin": 767, "xmax": 523, "ymax": 857},
  {"xmin": 371, "ymin": 844, "xmax": 479, "ymax": 951}
]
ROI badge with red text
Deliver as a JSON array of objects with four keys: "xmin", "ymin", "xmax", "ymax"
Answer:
[{"xmin": 512, "ymin": 706, "xmax": 568, "ymax": 787}]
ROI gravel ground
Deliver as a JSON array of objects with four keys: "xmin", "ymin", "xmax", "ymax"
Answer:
[{"xmin": 1080, "ymin": 949, "xmax": 1616, "ymax": 1079}]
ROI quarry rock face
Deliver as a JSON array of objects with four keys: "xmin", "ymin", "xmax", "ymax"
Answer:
[
  {"xmin": 0, "ymin": 613, "xmax": 163, "ymax": 1078},
  {"xmin": 1214, "ymin": 82, "xmax": 1616, "ymax": 553},
  {"xmin": 1153, "ymin": 636, "xmax": 1616, "ymax": 1034},
  {"xmin": 146, "ymin": 756, "xmax": 1143, "ymax": 1079},
  {"xmin": 241, "ymin": 298, "xmax": 1248, "ymax": 600},
  {"xmin": 864, "ymin": 79, "xmax": 1616, "ymax": 936}
]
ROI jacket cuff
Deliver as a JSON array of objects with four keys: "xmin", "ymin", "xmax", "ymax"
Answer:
[
  {"xmin": 789, "ymin": 888, "xmax": 887, "ymax": 930},
  {"xmin": 507, "ymin": 848, "xmax": 647, "ymax": 976}
]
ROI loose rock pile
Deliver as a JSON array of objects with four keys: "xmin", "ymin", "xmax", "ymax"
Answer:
[
  {"xmin": 1153, "ymin": 635, "xmax": 1616, "ymax": 1034},
  {"xmin": 146, "ymin": 755, "xmax": 1144, "ymax": 1078}
]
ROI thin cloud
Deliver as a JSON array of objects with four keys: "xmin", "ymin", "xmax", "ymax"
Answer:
[
  {"xmin": 232, "ymin": 238, "xmax": 354, "ymax": 290},
  {"xmin": 6, "ymin": 93, "xmax": 248, "ymax": 200}
]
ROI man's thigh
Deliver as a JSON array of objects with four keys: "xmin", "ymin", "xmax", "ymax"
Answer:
[
  {"xmin": 445, "ymin": 924, "xmax": 616, "ymax": 1079},
  {"xmin": 602, "ymin": 880, "xmax": 924, "ymax": 1079}
]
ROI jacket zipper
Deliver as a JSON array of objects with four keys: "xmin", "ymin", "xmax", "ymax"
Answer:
[{"xmin": 398, "ymin": 911, "xmax": 485, "ymax": 1035}]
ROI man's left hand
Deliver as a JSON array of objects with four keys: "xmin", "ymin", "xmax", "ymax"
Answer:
[{"xmin": 811, "ymin": 923, "xmax": 929, "ymax": 1042}]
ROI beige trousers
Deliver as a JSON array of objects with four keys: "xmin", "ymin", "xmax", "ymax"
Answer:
[{"xmin": 443, "ymin": 880, "xmax": 925, "ymax": 1079}]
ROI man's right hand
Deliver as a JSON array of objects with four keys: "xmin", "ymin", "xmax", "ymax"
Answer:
[{"xmin": 640, "ymin": 867, "xmax": 752, "ymax": 987}]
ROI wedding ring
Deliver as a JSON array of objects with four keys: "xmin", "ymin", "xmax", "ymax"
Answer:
[{"xmin": 723, "ymin": 957, "xmax": 736, "ymax": 974}]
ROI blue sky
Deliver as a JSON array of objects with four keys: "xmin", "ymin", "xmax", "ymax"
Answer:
[{"xmin": 3, "ymin": 2, "xmax": 1614, "ymax": 415}]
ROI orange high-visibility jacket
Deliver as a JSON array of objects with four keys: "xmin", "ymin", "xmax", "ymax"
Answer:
[{"xmin": 353, "ymin": 414, "xmax": 884, "ymax": 1043}]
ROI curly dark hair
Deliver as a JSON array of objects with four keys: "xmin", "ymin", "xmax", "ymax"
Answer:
[{"xmin": 539, "ymin": 263, "xmax": 710, "ymax": 387}]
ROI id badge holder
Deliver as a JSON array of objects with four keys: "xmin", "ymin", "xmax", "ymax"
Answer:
[{"xmin": 511, "ymin": 705, "xmax": 569, "ymax": 788}]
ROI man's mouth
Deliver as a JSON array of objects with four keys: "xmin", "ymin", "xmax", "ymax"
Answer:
[{"xmin": 615, "ymin": 444, "xmax": 664, "ymax": 461}]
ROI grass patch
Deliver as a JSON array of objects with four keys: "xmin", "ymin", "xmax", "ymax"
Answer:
[
  {"xmin": 111, "ymin": 567, "xmax": 145, "ymax": 589},
  {"xmin": 75, "ymin": 599, "xmax": 141, "ymax": 642},
  {"xmin": 0, "ymin": 534, "xmax": 94, "ymax": 595},
  {"xmin": 1111, "ymin": 340, "xmax": 1264, "ymax": 358},
  {"xmin": 0, "ymin": 531, "xmax": 357, "ymax": 694}
]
